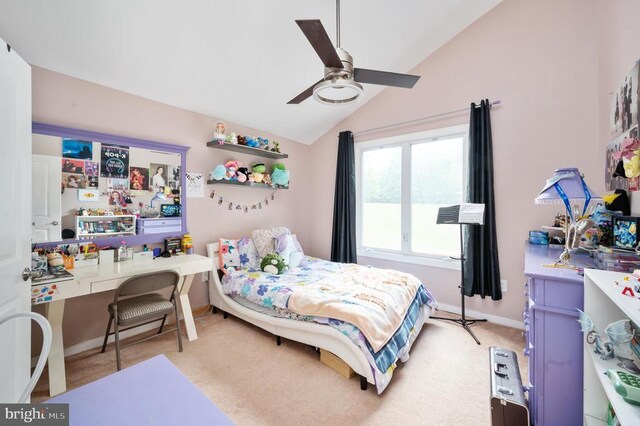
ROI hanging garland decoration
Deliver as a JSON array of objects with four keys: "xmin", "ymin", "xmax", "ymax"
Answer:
[{"xmin": 209, "ymin": 189, "xmax": 277, "ymax": 213}]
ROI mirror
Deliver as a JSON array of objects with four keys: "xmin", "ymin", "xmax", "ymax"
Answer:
[{"xmin": 31, "ymin": 123, "xmax": 188, "ymax": 245}]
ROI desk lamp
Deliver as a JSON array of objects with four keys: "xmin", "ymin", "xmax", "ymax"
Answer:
[{"xmin": 535, "ymin": 168, "xmax": 599, "ymax": 269}]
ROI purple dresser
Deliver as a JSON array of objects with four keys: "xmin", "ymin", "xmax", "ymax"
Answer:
[{"xmin": 524, "ymin": 244, "xmax": 592, "ymax": 426}]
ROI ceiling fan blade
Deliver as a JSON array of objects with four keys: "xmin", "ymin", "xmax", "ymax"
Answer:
[
  {"xmin": 354, "ymin": 68, "xmax": 420, "ymax": 88},
  {"xmin": 287, "ymin": 79, "xmax": 325, "ymax": 104},
  {"xmin": 296, "ymin": 20, "xmax": 343, "ymax": 69}
]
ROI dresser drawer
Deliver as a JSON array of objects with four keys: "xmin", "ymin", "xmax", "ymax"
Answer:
[
  {"xmin": 529, "ymin": 277, "xmax": 583, "ymax": 311},
  {"xmin": 137, "ymin": 218, "xmax": 182, "ymax": 235}
]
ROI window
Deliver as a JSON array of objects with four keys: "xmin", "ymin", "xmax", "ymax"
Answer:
[{"xmin": 356, "ymin": 125, "xmax": 467, "ymax": 268}]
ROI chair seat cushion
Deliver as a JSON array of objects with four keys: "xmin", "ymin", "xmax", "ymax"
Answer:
[{"xmin": 109, "ymin": 293, "xmax": 174, "ymax": 325}]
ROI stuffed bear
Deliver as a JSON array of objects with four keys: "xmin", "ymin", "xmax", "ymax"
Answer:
[
  {"xmin": 237, "ymin": 135, "xmax": 247, "ymax": 145},
  {"xmin": 261, "ymin": 253, "xmax": 288, "ymax": 274}
]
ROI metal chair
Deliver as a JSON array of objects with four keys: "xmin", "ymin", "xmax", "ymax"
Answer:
[{"xmin": 101, "ymin": 270, "xmax": 183, "ymax": 370}]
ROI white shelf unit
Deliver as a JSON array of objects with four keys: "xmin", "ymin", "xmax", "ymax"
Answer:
[
  {"xmin": 584, "ymin": 269, "xmax": 640, "ymax": 425},
  {"xmin": 76, "ymin": 215, "xmax": 137, "ymax": 239}
]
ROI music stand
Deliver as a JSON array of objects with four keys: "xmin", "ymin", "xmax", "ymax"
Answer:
[{"xmin": 430, "ymin": 204, "xmax": 487, "ymax": 345}]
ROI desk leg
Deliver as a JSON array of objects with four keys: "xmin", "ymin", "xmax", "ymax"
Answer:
[
  {"xmin": 45, "ymin": 300, "xmax": 66, "ymax": 396},
  {"xmin": 177, "ymin": 275, "xmax": 198, "ymax": 342}
]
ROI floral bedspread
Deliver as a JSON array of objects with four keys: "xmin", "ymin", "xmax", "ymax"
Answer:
[{"xmin": 221, "ymin": 257, "xmax": 437, "ymax": 393}]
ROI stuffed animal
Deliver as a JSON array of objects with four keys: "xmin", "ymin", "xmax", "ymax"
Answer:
[
  {"xmin": 271, "ymin": 163, "xmax": 290, "ymax": 187},
  {"xmin": 257, "ymin": 137, "xmax": 269, "ymax": 150},
  {"xmin": 46, "ymin": 252, "xmax": 65, "ymax": 271},
  {"xmin": 270, "ymin": 140, "xmax": 281, "ymax": 153},
  {"xmin": 263, "ymin": 174, "xmax": 272, "ymax": 185},
  {"xmin": 225, "ymin": 132, "xmax": 238, "ymax": 144},
  {"xmin": 237, "ymin": 135, "xmax": 247, "ymax": 145},
  {"xmin": 236, "ymin": 167, "xmax": 250, "ymax": 183},
  {"xmin": 251, "ymin": 163, "xmax": 266, "ymax": 183},
  {"xmin": 261, "ymin": 253, "xmax": 288, "ymax": 274},
  {"xmin": 224, "ymin": 160, "xmax": 239, "ymax": 180},
  {"xmin": 246, "ymin": 136, "xmax": 260, "ymax": 148},
  {"xmin": 210, "ymin": 164, "xmax": 226, "ymax": 181}
]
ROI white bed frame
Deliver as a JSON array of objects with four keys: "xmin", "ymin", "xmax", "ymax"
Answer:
[{"xmin": 206, "ymin": 243, "xmax": 373, "ymax": 389}]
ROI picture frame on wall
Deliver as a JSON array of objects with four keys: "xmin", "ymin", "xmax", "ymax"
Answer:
[{"xmin": 613, "ymin": 215, "xmax": 639, "ymax": 250}]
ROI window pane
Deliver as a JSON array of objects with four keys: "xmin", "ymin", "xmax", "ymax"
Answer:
[
  {"xmin": 361, "ymin": 147, "xmax": 401, "ymax": 250},
  {"xmin": 411, "ymin": 138, "xmax": 463, "ymax": 256}
]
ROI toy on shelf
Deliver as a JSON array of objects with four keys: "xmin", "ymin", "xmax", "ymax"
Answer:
[
  {"xmin": 237, "ymin": 135, "xmax": 247, "ymax": 145},
  {"xmin": 270, "ymin": 140, "xmax": 281, "ymax": 153},
  {"xmin": 577, "ymin": 309, "xmax": 635, "ymax": 360},
  {"xmin": 271, "ymin": 163, "xmax": 289, "ymax": 187},
  {"xmin": 224, "ymin": 160, "xmax": 239, "ymax": 180},
  {"xmin": 250, "ymin": 163, "xmax": 266, "ymax": 183},
  {"xmin": 212, "ymin": 122, "xmax": 226, "ymax": 144},
  {"xmin": 261, "ymin": 253, "xmax": 288, "ymax": 274},
  {"xmin": 210, "ymin": 164, "xmax": 226, "ymax": 181},
  {"xmin": 257, "ymin": 137, "xmax": 269, "ymax": 150},
  {"xmin": 236, "ymin": 167, "xmax": 250, "ymax": 183},
  {"xmin": 606, "ymin": 369, "xmax": 640, "ymax": 405},
  {"xmin": 225, "ymin": 132, "xmax": 238, "ymax": 144}
]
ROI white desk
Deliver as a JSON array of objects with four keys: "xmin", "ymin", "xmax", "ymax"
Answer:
[{"xmin": 31, "ymin": 254, "xmax": 212, "ymax": 397}]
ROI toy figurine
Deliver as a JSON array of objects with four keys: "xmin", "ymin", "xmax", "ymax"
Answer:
[
  {"xmin": 577, "ymin": 309, "xmax": 634, "ymax": 360},
  {"xmin": 270, "ymin": 140, "xmax": 281, "ymax": 153},
  {"xmin": 271, "ymin": 163, "xmax": 289, "ymax": 187},
  {"xmin": 212, "ymin": 121, "xmax": 226, "ymax": 143},
  {"xmin": 250, "ymin": 163, "xmax": 266, "ymax": 183},
  {"xmin": 261, "ymin": 253, "xmax": 288, "ymax": 274},
  {"xmin": 237, "ymin": 135, "xmax": 247, "ymax": 145},
  {"xmin": 210, "ymin": 164, "xmax": 226, "ymax": 181},
  {"xmin": 225, "ymin": 132, "xmax": 238, "ymax": 144},
  {"xmin": 224, "ymin": 160, "xmax": 239, "ymax": 180}
]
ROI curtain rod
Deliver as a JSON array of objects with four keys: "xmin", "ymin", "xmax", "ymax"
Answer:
[{"xmin": 353, "ymin": 100, "xmax": 501, "ymax": 137}]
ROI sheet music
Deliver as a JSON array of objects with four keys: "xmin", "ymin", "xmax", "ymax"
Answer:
[{"xmin": 458, "ymin": 203, "xmax": 485, "ymax": 225}]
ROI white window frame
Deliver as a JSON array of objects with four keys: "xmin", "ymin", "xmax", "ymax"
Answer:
[{"xmin": 355, "ymin": 124, "xmax": 469, "ymax": 270}]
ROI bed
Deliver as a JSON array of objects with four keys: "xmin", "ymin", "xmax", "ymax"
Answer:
[{"xmin": 206, "ymin": 242, "xmax": 437, "ymax": 393}]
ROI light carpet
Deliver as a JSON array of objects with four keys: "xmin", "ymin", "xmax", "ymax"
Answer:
[{"xmin": 33, "ymin": 310, "xmax": 526, "ymax": 425}]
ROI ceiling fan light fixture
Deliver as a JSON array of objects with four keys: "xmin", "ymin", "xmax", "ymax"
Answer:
[{"xmin": 312, "ymin": 77, "xmax": 363, "ymax": 105}]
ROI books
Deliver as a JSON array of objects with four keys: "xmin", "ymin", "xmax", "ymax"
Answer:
[{"xmin": 31, "ymin": 268, "xmax": 74, "ymax": 285}]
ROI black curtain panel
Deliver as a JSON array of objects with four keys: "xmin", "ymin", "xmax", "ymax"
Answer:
[
  {"xmin": 463, "ymin": 100, "xmax": 502, "ymax": 300},
  {"xmin": 330, "ymin": 131, "xmax": 357, "ymax": 263}
]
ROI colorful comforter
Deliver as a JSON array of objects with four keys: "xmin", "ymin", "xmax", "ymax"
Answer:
[{"xmin": 221, "ymin": 257, "xmax": 437, "ymax": 393}]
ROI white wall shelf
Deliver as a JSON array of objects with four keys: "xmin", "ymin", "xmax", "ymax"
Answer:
[{"xmin": 584, "ymin": 269, "xmax": 640, "ymax": 426}]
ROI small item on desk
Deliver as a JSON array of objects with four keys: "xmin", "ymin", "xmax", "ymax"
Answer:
[
  {"xmin": 161, "ymin": 250, "xmax": 172, "ymax": 258},
  {"xmin": 164, "ymin": 237, "xmax": 182, "ymax": 255},
  {"xmin": 99, "ymin": 248, "xmax": 115, "ymax": 265},
  {"xmin": 182, "ymin": 233, "xmax": 193, "ymax": 254},
  {"xmin": 152, "ymin": 247, "xmax": 162, "ymax": 258},
  {"xmin": 528, "ymin": 230, "xmax": 549, "ymax": 245},
  {"xmin": 133, "ymin": 250, "xmax": 154, "ymax": 262},
  {"xmin": 116, "ymin": 240, "xmax": 128, "ymax": 262},
  {"xmin": 62, "ymin": 254, "xmax": 74, "ymax": 270}
]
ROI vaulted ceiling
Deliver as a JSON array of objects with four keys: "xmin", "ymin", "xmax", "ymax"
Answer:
[{"xmin": 0, "ymin": 0, "xmax": 501, "ymax": 143}]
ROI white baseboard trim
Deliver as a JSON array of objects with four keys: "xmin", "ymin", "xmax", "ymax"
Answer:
[
  {"xmin": 31, "ymin": 321, "xmax": 168, "ymax": 368},
  {"xmin": 434, "ymin": 303, "xmax": 524, "ymax": 330}
]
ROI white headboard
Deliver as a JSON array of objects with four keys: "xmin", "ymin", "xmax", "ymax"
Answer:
[{"xmin": 206, "ymin": 242, "xmax": 220, "ymax": 271}]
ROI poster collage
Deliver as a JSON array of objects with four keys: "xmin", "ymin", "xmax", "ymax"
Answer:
[
  {"xmin": 606, "ymin": 62, "xmax": 640, "ymax": 192},
  {"xmin": 61, "ymin": 139, "xmax": 180, "ymax": 207}
]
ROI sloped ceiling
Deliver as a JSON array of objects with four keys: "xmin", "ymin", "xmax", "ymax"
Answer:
[{"xmin": 0, "ymin": 0, "xmax": 501, "ymax": 143}]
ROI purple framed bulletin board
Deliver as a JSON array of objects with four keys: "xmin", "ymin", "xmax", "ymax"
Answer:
[{"xmin": 33, "ymin": 122, "xmax": 190, "ymax": 248}]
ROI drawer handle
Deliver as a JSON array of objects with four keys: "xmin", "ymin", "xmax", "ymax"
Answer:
[{"xmin": 523, "ymin": 348, "xmax": 530, "ymax": 357}]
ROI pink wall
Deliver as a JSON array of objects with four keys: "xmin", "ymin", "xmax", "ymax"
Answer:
[
  {"xmin": 307, "ymin": 0, "xmax": 601, "ymax": 323},
  {"xmin": 31, "ymin": 66, "xmax": 313, "ymax": 349}
]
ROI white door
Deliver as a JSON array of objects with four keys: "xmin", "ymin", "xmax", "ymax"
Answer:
[
  {"xmin": 0, "ymin": 40, "xmax": 32, "ymax": 402},
  {"xmin": 32, "ymin": 155, "xmax": 61, "ymax": 243}
]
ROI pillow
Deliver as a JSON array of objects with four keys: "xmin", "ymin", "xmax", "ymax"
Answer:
[
  {"xmin": 251, "ymin": 227, "xmax": 290, "ymax": 258},
  {"xmin": 237, "ymin": 236, "xmax": 261, "ymax": 270},
  {"xmin": 275, "ymin": 233, "xmax": 306, "ymax": 268},
  {"xmin": 219, "ymin": 238, "xmax": 241, "ymax": 274}
]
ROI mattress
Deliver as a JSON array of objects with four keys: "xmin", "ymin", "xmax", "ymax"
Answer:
[{"xmin": 223, "ymin": 257, "xmax": 436, "ymax": 393}]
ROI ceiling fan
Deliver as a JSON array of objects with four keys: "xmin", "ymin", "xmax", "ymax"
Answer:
[{"xmin": 288, "ymin": 0, "xmax": 420, "ymax": 105}]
